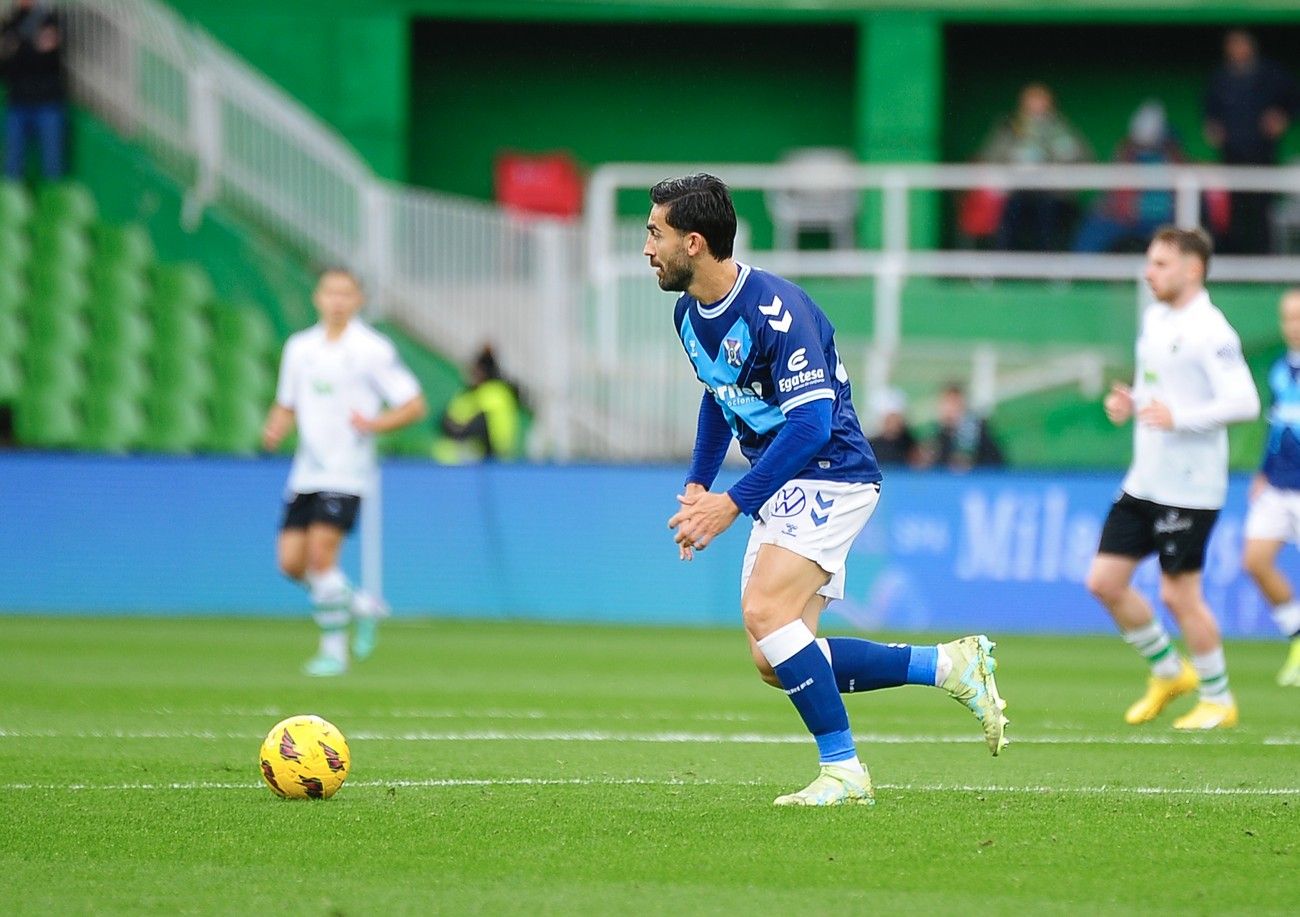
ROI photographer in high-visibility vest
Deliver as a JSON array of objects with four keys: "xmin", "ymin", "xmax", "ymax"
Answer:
[{"xmin": 432, "ymin": 345, "xmax": 523, "ymax": 463}]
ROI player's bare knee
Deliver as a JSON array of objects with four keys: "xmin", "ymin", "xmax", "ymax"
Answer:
[
  {"xmin": 741, "ymin": 597, "xmax": 789, "ymax": 641},
  {"xmin": 1242, "ymin": 546, "xmax": 1271, "ymax": 580},
  {"xmin": 1159, "ymin": 580, "xmax": 1192, "ymax": 612},
  {"xmin": 1085, "ymin": 570, "xmax": 1123, "ymax": 606},
  {"xmin": 279, "ymin": 557, "xmax": 307, "ymax": 581}
]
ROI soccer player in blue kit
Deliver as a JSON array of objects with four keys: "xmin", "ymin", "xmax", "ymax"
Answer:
[{"xmin": 648, "ymin": 174, "xmax": 1009, "ymax": 806}]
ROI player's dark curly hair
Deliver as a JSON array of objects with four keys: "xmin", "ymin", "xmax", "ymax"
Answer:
[{"xmin": 649, "ymin": 173, "xmax": 737, "ymax": 261}]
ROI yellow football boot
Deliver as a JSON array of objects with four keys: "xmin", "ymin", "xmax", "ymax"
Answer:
[
  {"xmin": 1278, "ymin": 638, "xmax": 1300, "ymax": 687},
  {"xmin": 1172, "ymin": 700, "xmax": 1239, "ymax": 730},
  {"xmin": 1124, "ymin": 658, "xmax": 1197, "ymax": 724}
]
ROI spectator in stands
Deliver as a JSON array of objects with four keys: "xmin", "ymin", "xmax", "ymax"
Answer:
[
  {"xmin": 923, "ymin": 382, "xmax": 1005, "ymax": 472},
  {"xmin": 980, "ymin": 82, "xmax": 1091, "ymax": 251},
  {"xmin": 1203, "ymin": 29, "xmax": 1300, "ymax": 254},
  {"xmin": 0, "ymin": 0, "xmax": 68, "ymax": 180},
  {"xmin": 1074, "ymin": 101, "xmax": 1188, "ymax": 253},
  {"xmin": 432, "ymin": 345, "xmax": 524, "ymax": 463},
  {"xmin": 867, "ymin": 387, "xmax": 920, "ymax": 467}
]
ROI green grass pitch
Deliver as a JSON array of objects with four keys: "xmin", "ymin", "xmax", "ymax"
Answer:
[{"xmin": 3, "ymin": 616, "xmax": 1297, "ymax": 915}]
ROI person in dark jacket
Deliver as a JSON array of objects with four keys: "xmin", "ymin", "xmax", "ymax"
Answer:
[
  {"xmin": 1203, "ymin": 30, "xmax": 1300, "ymax": 254},
  {"xmin": 924, "ymin": 382, "xmax": 1005, "ymax": 471},
  {"xmin": 0, "ymin": 0, "xmax": 68, "ymax": 180}
]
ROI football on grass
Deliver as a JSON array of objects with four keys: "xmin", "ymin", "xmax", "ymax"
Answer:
[{"xmin": 259, "ymin": 714, "xmax": 350, "ymax": 799}]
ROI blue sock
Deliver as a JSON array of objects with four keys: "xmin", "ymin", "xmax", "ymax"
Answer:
[
  {"xmin": 820, "ymin": 638, "xmax": 939, "ymax": 693},
  {"xmin": 758, "ymin": 621, "xmax": 856, "ymax": 765}
]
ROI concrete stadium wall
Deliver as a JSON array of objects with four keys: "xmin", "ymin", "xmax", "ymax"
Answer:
[{"xmin": 1, "ymin": 455, "xmax": 1292, "ymax": 638}]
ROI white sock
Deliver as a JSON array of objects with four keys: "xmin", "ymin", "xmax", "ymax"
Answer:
[
  {"xmin": 306, "ymin": 568, "xmax": 352, "ymax": 659},
  {"xmin": 1272, "ymin": 600, "xmax": 1300, "ymax": 638},
  {"xmin": 319, "ymin": 629, "xmax": 348, "ymax": 661},
  {"xmin": 1192, "ymin": 648, "xmax": 1233, "ymax": 705},
  {"xmin": 832, "ymin": 756, "xmax": 865, "ymax": 774},
  {"xmin": 934, "ymin": 645, "xmax": 952, "ymax": 686},
  {"xmin": 1122, "ymin": 620, "xmax": 1183, "ymax": 679}
]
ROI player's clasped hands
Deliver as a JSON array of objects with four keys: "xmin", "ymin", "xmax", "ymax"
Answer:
[{"xmin": 668, "ymin": 486, "xmax": 741, "ymax": 562}]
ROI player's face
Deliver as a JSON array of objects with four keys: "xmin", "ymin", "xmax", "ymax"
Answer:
[
  {"xmin": 1280, "ymin": 293, "xmax": 1300, "ymax": 351},
  {"xmin": 313, "ymin": 272, "xmax": 364, "ymax": 326},
  {"xmin": 644, "ymin": 204, "xmax": 693, "ymax": 293},
  {"xmin": 1144, "ymin": 241, "xmax": 1199, "ymax": 304}
]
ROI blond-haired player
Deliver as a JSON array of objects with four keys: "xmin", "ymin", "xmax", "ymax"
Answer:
[{"xmin": 1086, "ymin": 227, "xmax": 1260, "ymax": 729}]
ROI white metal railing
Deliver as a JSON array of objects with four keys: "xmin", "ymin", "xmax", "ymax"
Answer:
[
  {"xmin": 589, "ymin": 161, "xmax": 1300, "ymax": 456},
  {"xmin": 58, "ymin": 0, "xmax": 587, "ymax": 460},
  {"xmin": 53, "ymin": 0, "xmax": 1300, "ymax": 463}
]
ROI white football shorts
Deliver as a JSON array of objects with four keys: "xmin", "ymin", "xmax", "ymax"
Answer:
[
  {"xmin": 740, "ymin": 478, "xmax": 881, "ymax": 601},
  {"xmin": 1244, "ymin": 483, "xmax": 1300, "ymax": 542}
]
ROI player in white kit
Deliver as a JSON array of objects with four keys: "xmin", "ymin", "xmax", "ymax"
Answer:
[
  {"xmin": 1086, "ymin": 227, "xmax": 1259, "ymax": 729},
  {"xmin": 262, "ymin": 269, "xmax": 427, "ymax": 676}
]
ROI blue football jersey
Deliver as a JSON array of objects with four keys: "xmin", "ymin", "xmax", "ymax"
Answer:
[
  {"xmin": 1261, "ymin": 353, "xmax": 1300, "ymax": 489},
  {"xmin": 674, "ymin": 263, "xmax": 881, "ymax": 485}
]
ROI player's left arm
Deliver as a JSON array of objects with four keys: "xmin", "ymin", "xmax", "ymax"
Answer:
[
  {"xmin": 1147, "ymin": 329, "xmax": 1260, "ymax": 432},
  {"xmin": 352, "ymin": 340, "xmax": 429, "ymax": 434}
]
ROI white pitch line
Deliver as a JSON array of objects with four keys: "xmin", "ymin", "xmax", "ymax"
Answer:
[
  {"xmin": 2, "ymin": 778, "xmax": 1297, "ymax": 796},
  {"xmin": 2, "ymin": 726, "xmax": 1294, "ymax": 745}
]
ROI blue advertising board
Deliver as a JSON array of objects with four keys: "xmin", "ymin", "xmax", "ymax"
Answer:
[{"xmin": 0, "ymin": 454, "xmax": 1293, "ymax": 637}]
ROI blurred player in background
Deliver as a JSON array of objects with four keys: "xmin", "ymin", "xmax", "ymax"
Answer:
[
  {"xmin": 1242, "ymin": 288, "xmax": 1300, "ymax": 686},
  {"xmin": 648, "ymin": 174, "xmax": 1008, "ymax": 807},
  {"xmin": 1087, "ymin": 227, "xmax": 1259, "ymax": 729},
  {"xmin": 262, "ymin": 268, "xmax": 427, "ymax": 676}
]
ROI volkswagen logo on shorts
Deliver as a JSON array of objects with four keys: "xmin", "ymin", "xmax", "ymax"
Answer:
[{"xmin": 770, "ymin": 487, "xmax": 806, "ymax": 518}]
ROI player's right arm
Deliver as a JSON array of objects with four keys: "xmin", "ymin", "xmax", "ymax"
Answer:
[
  {"xmin": 676, "ymin": 393, "xmax": 732, "ymax": 561},
  {"xmin": 263, "ymin": 336, "xmax": 300, "ymax": 451},
  {"xmin": 262, "ymin": 404, "xmax": 295, "ymax": 451}
]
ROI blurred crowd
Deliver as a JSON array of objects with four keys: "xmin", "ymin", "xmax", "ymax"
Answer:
[
  {"xmin": 966, "ymin": 29, "xmax": 1300, "ymax": 255},
  {"xmin": 867, "ymin": 383, "xmax": 1005, "ymax": 473}
]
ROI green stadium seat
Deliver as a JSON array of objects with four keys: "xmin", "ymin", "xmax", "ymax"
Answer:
[
  {"xmin": 26, "ymin": 309, "xmax": 90, "ymax": 354},
  {"xmin": 143, "ymin": 391, "xmax": 208, "ymax": 454},
  {"xmin": 82, "ymin": 391, "xmax": 146, "ymax": 453},
  {"xmin": 28, "ymin": 265, "xmax": 91, "ymax": 310},
  {"xmin": 151, "ymin": 348, "xmax": 216, "ymax": 400},
  {"xmin": 14, "ymin": 389, "xmax": 82, "ymax": 448},
  {"xmin": 0, "ymin": 308, "xmax": 25, "ymax": 358},
  {"xmin": 213, "ymin": 350, "xmax": 274, "ymax": 402},
  {"xmin": 90, "ymin": 267, "xmax": 150, "ymax": 316},
  {"xmin": 87, "ymin": 350, "xmax": 151, "ymax": 400},
  {"xmin": 151, "ymin": 308, "xmax": 213, "ymax": 355},
  {"xmin": 151, "ymin": 262, "xmax": 213, "ymax": 307},
  {"xmin": 93, "ymin": 224, "xmax": 154, "ymax": 272},
  {"xmin": 0, "ymin": 267, "xmax": 25, "ymax": 313},
  {"xmin": 206, "ymin": 395, "xmax": 263, "ymax": 455},
  {"xmin": 0, "ymin": 180, "xmax": 33, "ymax": 227},
  {"xmin": 32, "ymin": 222, "xmax": 93, "ymax": 271},
  {"xmin": 22, "ymin": 345, "xmax": 86, "ymax": 397},
  {"xmin": 0, "ymin": 226, "xmax": 31, "ymax": 273},
  {"xmin": 213, "ymin": 304, "xmax": 276, "ymax": 357},
  {"xmin": 0, "ymin": 353, "xmax": 20, "ymax": 402},
  {"xmin": 92, "ymin": 309, "xmax": 153, "ymax": 356},
  {"xmin": 36, "ymin": 182, "xmax": 97, "ymax": 228}
]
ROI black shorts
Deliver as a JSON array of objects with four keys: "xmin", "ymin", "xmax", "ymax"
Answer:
[
  {"xmin": 1097, "ymin": 492, "xmax": 1219, "ymax": 574},
  {"xmin": 280, "ymin": 492, "xmax": 361, "ymax": 534}
]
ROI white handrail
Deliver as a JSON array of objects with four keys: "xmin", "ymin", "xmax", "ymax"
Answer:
[{"xmin": 59, "ymin": 0, "xmax": 585, "ymax": 459}]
